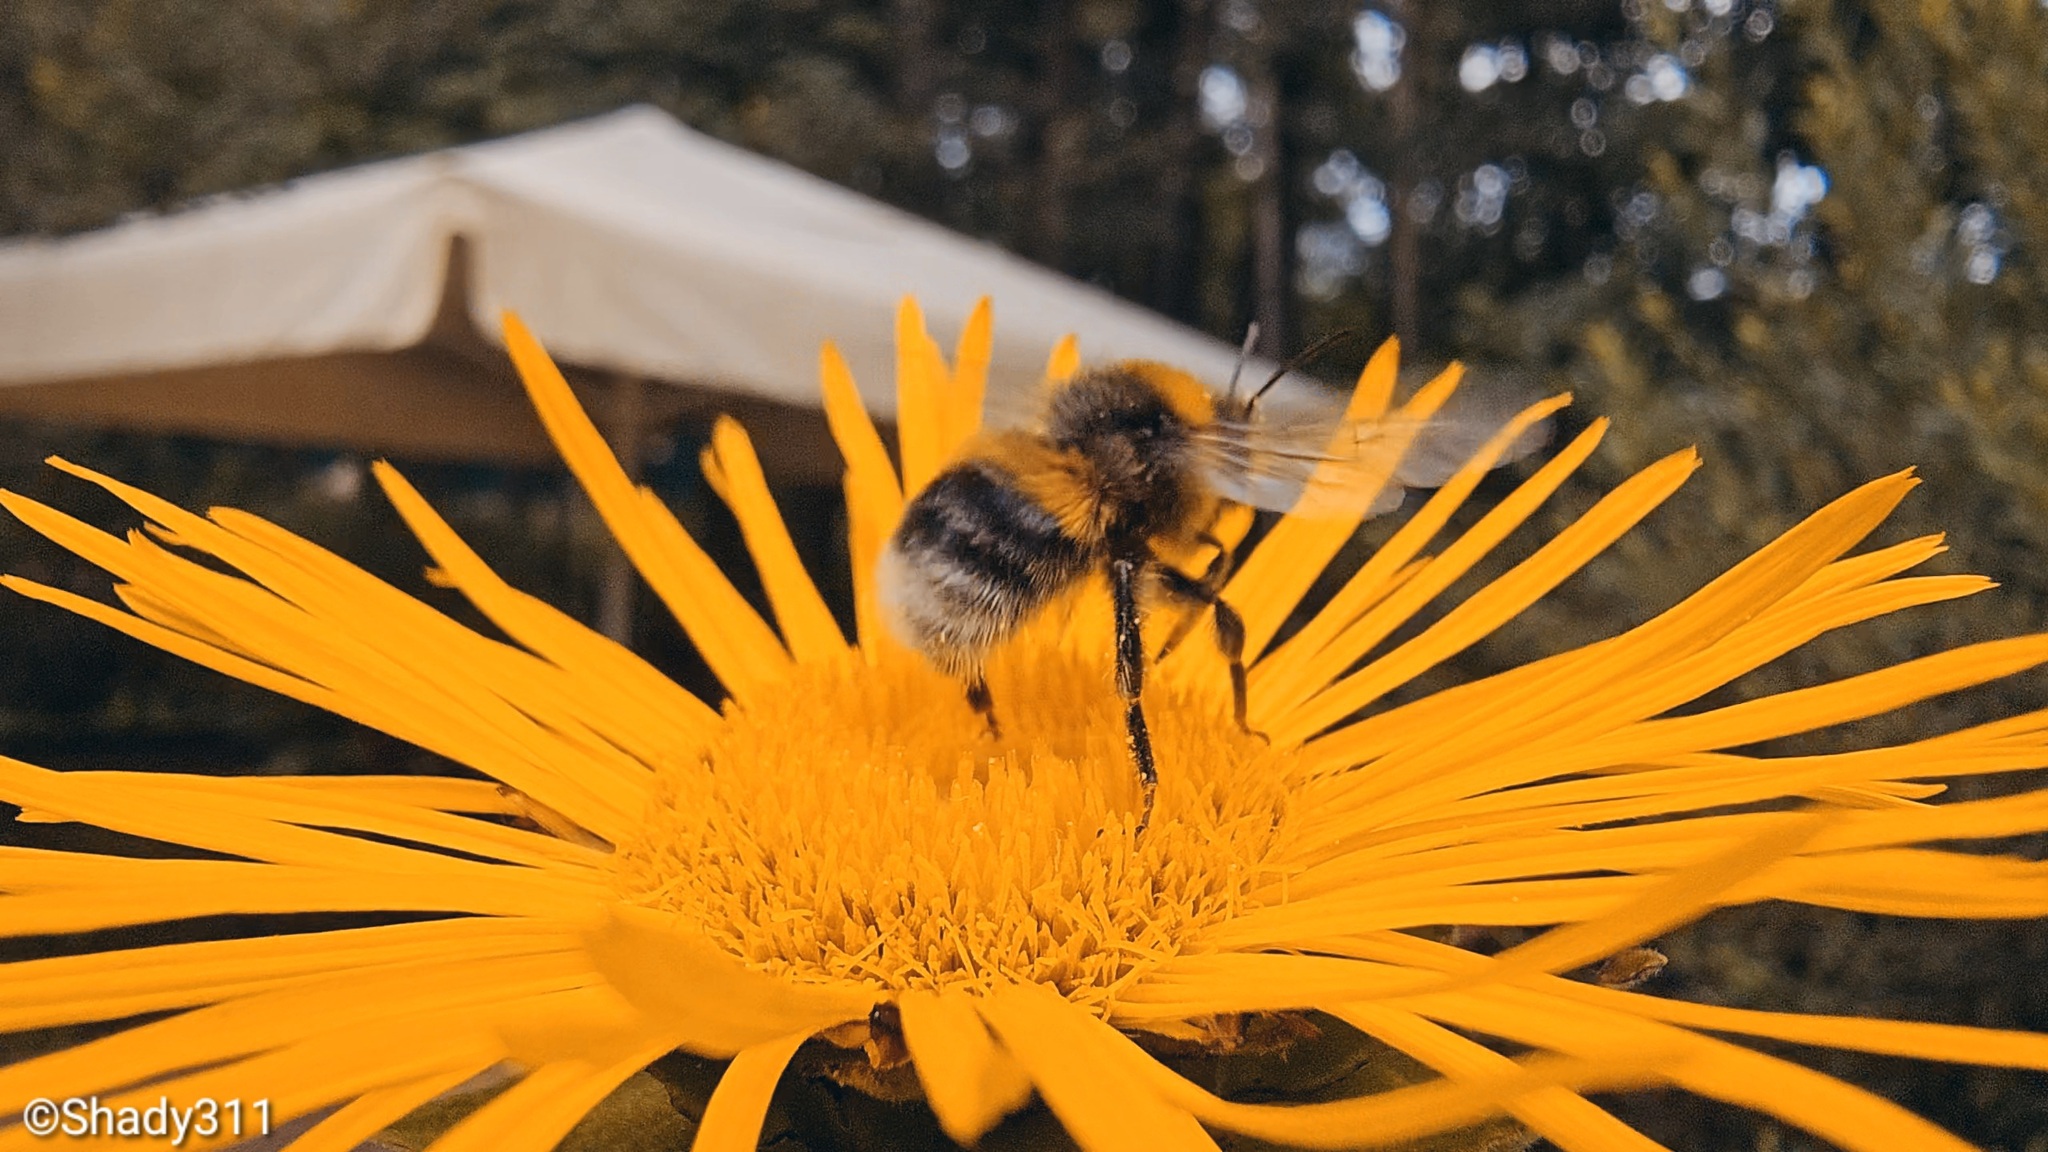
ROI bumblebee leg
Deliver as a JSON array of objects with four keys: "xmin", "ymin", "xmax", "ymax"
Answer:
[
  {"xmin": 964, "ymin": 669, "xmax": 1001, "ymax": 738},
  {"xmin": 1155, "ymin": 532, "xmax": 1236, "ymax": 663},
  {"xmin": 1211, "ymin": 598, "xmax": 1266, "ymax": 742},
  {"xmin": 1153, "ymin": 563, "xmax": 1267, "ymax": 744},
  {"xmin": 1109, "ymin": 556, "xmax": 1158, "ymax": 833}
]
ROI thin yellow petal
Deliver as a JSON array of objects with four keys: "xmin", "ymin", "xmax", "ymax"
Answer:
[
  {"xmin": 113, "ymin": 581, "xmax": 259, "ymax": 660},
  {"xmin": 0, "ymin": 761, "xmax": 608, "ymax": 898},
  {"xmin": 1576, "ymin": 633, "xmax": 2048, "ymax": 767},
  {"xmin": 1573, "ymin": 983, "xmax": 2048, "ymax": 1069},
  {"xmin": 1414, "ymin": 986, "xmax": 1982, "ymax": 1152},
  {"xmin": 1253, "ymin": 399, "xmax": 1592, "ymax": 713},
  {"xmin": 1332, "ymin": 930, "xmax": 2048, "ymax": 1075},
  {"xmin": 1808, "ymin": 780, "xmax": 1945, "ymax": 807},
  {"xmin": 0, "ymin": 755, "xmax": 509, "ymax": 874},
  {"xmin": 2, "ymin": 484, "xmax": 645, "ymax": 838},
  {"xmin": 0, "ymin": 862, "xmax": 594, "ymax": 934},
  {"xmin": 1316, "ymin": 468, "xmax": 1924, "ymax": 780},
  {"xmin": 501, "ymin": 311, "xmax": 789, "ymax": 699},
  {"xmin": 1046, "ymin": 333, "xmax": 1081, "ymax": 382},
  {"xmin": 1782, "ymin": 533, "xmax": 1949, "ymax": 603},
  {"xmin": 692, "ymin": 1032, "xmax": 811, "ymax": 1152},
  {"xmin": 819, "ymin": 341, "xmax": 904, "ymax": 655},
  {"xmin": 1299, "ymin": 470, "xmax": 1929, "ymax": 827},
  {"xmin": 24, "ymin": 1015, "xmax": 510, "ymax": 1152},
  {"xmin": 582, "ymin": 905, "xmax": 871, "ymax": 1058},
  {"xmin": 843, "ymin": 474, "xmax": 896, "ymax": 662},
  {"xmin": 41, "ymin": 770, "xmax": 603, "ymax": 872},
  {"xmin": 898, "ymin": 988, "xmax": 1034, "ymax": 1144},
  {"xmin": 427, "ymin": 1045, "xmax": 669, "ymax": 1152},
  {"xmin": 4, "ymin": 572, "xmax": 359, "ymax": 720},
  {"xmin": 280, "ymin": 1068, "xmax": 487, "ymax": 1152},
  {"xmin": 976, "ymin": 982, "xmax": 1219, "ymax": 1152},
  {"xmin": 1089, "ymin": 988, "xmax": 1667, "ymax": 1152},
  {"xmin": 895, "ymin": 296, "xmax": 951, "ymax": 496},
  {"xmin": 1276, "ymin": 803, "xmax": 1871, "ymax": 908},
  {"xmin": 819, "ymin": 341, "xmax": 905, "ymax": 518},
  {"xmin": 1735, "ymin": 848, "xmax": 2048, "ymax": 917},
  {"xmin": 1224, "ymin": 816, "xmax": 1807, "ymax": 946},
  {"xmin": 1281, "ymin": 446, "xmax": 1699, "ymax": 746},
  {"xmin": 1815, "ymin": 787, "xmax": 2048, "ymax": 850},
  {"xmin": 61, "ymin": 461, "xmax": 674, "ymax": 807},
  {"xmin": 1344, "ymin": 338, "xmax": 1398, "ymax": 418},
  {"xmin": 1340, "ymin": 574, "xmax": 1992, "ymax": 816},
  {"xmin": 1439, "ymin": 813, "xmax": 1829, "ymax": 989},
  {"xmin": 1112, "ymin": 952, "xmax": 1417, "ymax": 1021},
  {"xmin": 701, "ymin": 416, "xmax": 847, "ymax": 662},
  {"xmin": 374, "ymin": 461, "xmax": 717, "ymax": 744},
  {"xmin": 1118, "ymin": 1026, "xmax": 1661, "ymax": 1151},
  {"xmin": 0, "ymin": 951, "xmax": 573, "ymax": 1105},
  {"xmin": 1336, "ymin": 1004, "xmax": 1671, "ymax": 1152},
  {"xmin": 1203, "ymin": 878, "xmax": 1668, "ymax": 948},
  {"xmin": 491, "ymin": 985, "xmax": 684, "ymax": 1070},
  {"xmin": 0, "ymin": 917, "xmax": 578, "ymax": 1032},
  {"xmin": 949, "ymin": 295, "xmax": 995, "ymax": 450},
  {"xmin": 254, "ymin": 773, "xmax": 517, "ymax": 812},
  {"xmin": 1229, "ymin": 345, "xmax": 1455, "ymax": 658},
  {"xmin": 1286, "ymin": 731, "xmax": 2048, "ymax": 886},
  {"xmin": 9, "ymin": 571, "xmax": 452, "ymax": 782}
]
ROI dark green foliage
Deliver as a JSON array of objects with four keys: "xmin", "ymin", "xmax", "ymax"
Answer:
[{"xmin": 1461, "ymin": 2, "xmax": 2048, "ymax": 1145}]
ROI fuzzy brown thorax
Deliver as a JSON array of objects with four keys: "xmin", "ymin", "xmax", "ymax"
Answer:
[{"xmin": 1043, "ymin": 362, "xmax": 1217, "ymax": 547}]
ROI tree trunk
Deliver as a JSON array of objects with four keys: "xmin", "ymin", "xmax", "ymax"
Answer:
[
  {"xmin": 1247, "ymin": 54, "xmax": 1290, "ymax": 353},
  {"xmin": 1386, "ymin": 0, "xmax": 1422, "ymax": 350},
  {"xmin": 1028, "ymin": 0, "xmax": 1078, "ymax": 269},
  {"xmin": 892, "ymin": 0, "xmax": 937, "ymax": 115},
  {"xmin": 1150, "ymin": 0, "xmax": 1211, "ymax": 325},
  {"xmin": 596, "ymin": 374, "xmax": 646, "ymax": 646}
]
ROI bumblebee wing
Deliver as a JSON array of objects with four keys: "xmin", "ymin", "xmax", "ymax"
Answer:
[
  {"xmin": 975, "ymin": 373, "xmax": 1051, "ymax": 433},
  {"xmin": 1190, "ymin": 416, "xmax": 1415, "ymax": 518},
  {"xmin": 1194, "ymin": 407, "xmax": 1552, "ymax": 519},
  {"xmin": 1388, "ymin": 387, "xmax": 1553, "ymax": 487}
]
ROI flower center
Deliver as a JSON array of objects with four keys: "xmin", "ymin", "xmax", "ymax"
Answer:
[{"xmin": 611, "ymin": 644, "xmax": 1289, "ymax": 1013}]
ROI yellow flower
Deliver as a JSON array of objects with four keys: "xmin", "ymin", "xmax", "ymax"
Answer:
[{"xmin": 4, "ymin": 297, "xmax": 2048, "ymax": 1152}]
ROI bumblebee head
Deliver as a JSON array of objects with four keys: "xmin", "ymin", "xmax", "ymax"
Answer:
[{"xmin": 1045, "ymin": 361, "xmax": 1215, "ymax": 448}]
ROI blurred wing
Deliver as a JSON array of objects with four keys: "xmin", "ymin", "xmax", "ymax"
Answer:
[
  {"xmin": 1194, "ymin": 403, "xmax": 1553, "ymax": 520},
  {"xmin": 976, "ymin": 370, "xmax": 1058, "ymax": 435},
  {"xmin": 1191, "ymin": 416, "xmax": 1416, "ymax": 518},
  {"xmin": 1391, "ymin": 383, "xmax": 1553, "ymax": 487}
]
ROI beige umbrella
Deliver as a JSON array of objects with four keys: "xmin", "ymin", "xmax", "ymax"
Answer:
[
  {"xmin": 0, "ymin": 105, "xmax": 1252, "ymax": 637},
  {"xmin": 0, "ymin": 104, "xmax": 1248, "ymax": 473}
]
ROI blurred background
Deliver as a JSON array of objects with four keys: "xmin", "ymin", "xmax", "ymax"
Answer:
[{"xmin": 1, "ymin": 1, "xmax": 2045, "ymax": 1148}]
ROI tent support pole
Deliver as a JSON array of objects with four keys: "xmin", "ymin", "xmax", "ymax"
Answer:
[{"xmin": 596, "ymin": 373, "xmax": 646, "ymax": 645}]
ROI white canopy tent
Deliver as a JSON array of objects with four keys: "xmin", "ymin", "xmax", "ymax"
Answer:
[{"xmin": 0, "ymin": 104, "xmax": 1251, "ymax": 477}]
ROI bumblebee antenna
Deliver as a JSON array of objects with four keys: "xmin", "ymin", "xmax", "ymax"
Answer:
[
  {"xmin": 1223, "ymin": 322, "xmax": 1260, "ymax": 406},
  {"xmin": 1247, "ymin": 327, "xmax": 1365, "ymax": 415}
]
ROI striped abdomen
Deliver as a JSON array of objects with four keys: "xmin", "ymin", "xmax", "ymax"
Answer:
[{"xmin": 880, "ymin": 458, "xmax": 1097, "ymax": 675}]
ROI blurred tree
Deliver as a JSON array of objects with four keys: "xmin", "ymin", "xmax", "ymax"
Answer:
[
  {"xmin": 1464, "ymin": 0, "xmax": 2048, "ymax": 697},
  {"xmin": 0, "ymin": 0, "xmax": 1647, "ymax": 348},
  {"xmin": 1461, "ymin": 2, "xmax": 2048, "ymax": 1144}
]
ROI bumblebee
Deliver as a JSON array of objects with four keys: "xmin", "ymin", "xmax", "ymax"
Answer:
[{"xmin": 879, "ymin": 346, "xmax": 1523, "ymax": 831}]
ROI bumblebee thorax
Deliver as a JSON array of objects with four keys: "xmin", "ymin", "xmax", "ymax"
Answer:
[{"xmin": 1044, "ymin": 363, "xmax": 1213, "ymax": 539}]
